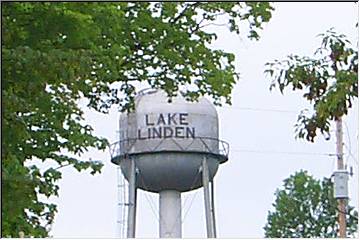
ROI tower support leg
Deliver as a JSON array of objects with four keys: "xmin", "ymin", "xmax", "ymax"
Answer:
[
  {"xmin": 210, "ymin": 180, "xmax": 217, "ymax": 238},
  {"xmin": 127, "ymin": 158, "xmax": 137, "ymax": 238},
  {"xmin": 159, "ymin": 190, "xmax": 182, "ymax": 238},
  {"xmin": 202, "ymin": 157, "xmax": 215, "ymax": 238}
]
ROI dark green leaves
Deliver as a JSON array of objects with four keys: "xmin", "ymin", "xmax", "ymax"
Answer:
[
  {"xmin": 264, "ymin": 170, "xmax": 358, "ymax": 238},
  {"xmin": 265, "ymin": 29, "xmax": 357, "ymax": 142}
]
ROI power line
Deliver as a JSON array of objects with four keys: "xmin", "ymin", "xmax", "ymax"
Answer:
[
  {"xmin": 219, "ymin": 106, "xmax": 299, "ymax": 114},
  {"xmin": 343, "ymin": 120, "xmax": 358, "ymax": 166},
  {"xmin": 344, "ymin": 144, "xmax": 358, "ymax": 166},
  {"xmin": 231, "ymin": 149, "xmax": 335, "ymax": 157},
  {"xmin": 343, "ymin": 120, "xmax": 352, "ymax": 167}
]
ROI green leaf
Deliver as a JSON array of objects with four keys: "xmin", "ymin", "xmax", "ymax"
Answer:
[{"xmin": 265, "ymin": 29, "xmax": 357, "ymax": 142}]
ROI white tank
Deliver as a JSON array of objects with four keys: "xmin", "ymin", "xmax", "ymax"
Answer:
[{"xmin": 111, "ymin": 89, "xmax": 228, "ymax": 193}]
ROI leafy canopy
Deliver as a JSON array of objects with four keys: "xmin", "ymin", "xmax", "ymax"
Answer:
[
  {"xmin": 265, "ymin": 29, "xmax": 358, "ymax": 142},
  {"xmin": 264, "ymin": 170, "xmax": 358, "ymax": 238},
  {"xmin": 2, "ymin": 2, "xmax": 274, "ymax": 237}
]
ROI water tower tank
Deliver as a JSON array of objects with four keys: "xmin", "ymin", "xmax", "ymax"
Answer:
[
  {"xmin": 111, "ymin": 89, "xmax": 228, "ymax": 192},
  {"xmin": 110, "ymin": 88, "xmax": 229, "ymax": 238}
]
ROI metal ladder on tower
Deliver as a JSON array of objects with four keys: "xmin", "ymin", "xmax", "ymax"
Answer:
[{"xmin": 116, "ymin": 164, "xmax": 129, "ymax": 238}]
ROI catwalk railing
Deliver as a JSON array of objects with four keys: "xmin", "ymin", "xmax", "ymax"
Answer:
[{"xmin": 109, "ymin": 136, "xmax": 229, "ymax": 160}]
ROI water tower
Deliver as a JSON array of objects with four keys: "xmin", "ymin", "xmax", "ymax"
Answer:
[{"xmin": 110, "ymin": 89, "xmax": 229, "ymax": 238}]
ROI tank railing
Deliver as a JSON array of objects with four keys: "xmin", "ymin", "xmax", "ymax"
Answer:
[
  {"xmin": 220, "ymin": 140, "xmax": 228, "ymax": 157},
  {"xmin": 198, "ymin": 137, "xmax": 212, "ymax": 153},
  {"xmin": 109, "ymin": 137, "xmax": 229, "ymax": 159}
]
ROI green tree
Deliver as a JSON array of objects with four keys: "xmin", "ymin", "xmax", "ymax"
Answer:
[
  {"xmin": 265, "ymin": 29, "xmax": 357, "ymax": 142},
  {"xmin": 2, "ymin": 2, "xmax": 274, "ymax": 237},
  {"xmin": 264, "ymin": 170, "xmax": 358, "ymax": 238}
]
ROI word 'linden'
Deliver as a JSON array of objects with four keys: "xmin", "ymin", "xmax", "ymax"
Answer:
[{"xmin": 137, "ymin": 113, "xmax": 196, "ymax": 139}]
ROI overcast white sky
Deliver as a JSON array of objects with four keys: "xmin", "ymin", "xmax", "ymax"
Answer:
[{"xmin": 50, "ymin": 2, "xmax": 358, "ymax": 238}]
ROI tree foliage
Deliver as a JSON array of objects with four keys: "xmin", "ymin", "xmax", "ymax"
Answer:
[
  {"xmin": 264, "ymin": 170, "xmax": 358, "ymax": 238},
  {"xmin": 2, "ymin": 2, "xmax": 274, "ymax": 237},
  {"xmin": 265, "ymin": 29, "xmax": 358, "ymax": 142}
]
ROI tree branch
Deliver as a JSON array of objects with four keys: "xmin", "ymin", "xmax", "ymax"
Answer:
[{"xmin": 171, "ymin": 2, "xmax": 202, "ymax": 24}]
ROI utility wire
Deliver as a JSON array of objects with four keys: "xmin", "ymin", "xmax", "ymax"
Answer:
[
  {"xmin": 220, "ymin": 106, "xmax": 299, "ymax": 114},
  {"xmin": 343, "ymin": 120, "xmax": 358, "ymax": 166},
  {"xmin": 344, "ymin": 144, "xmax": 358, "ymax": 166},
  {"xmin": 231, "ymin": 149, "xmax": 335, "ymax": 157},
  {"xmin": 344, "ymin": 120, "xmax": 352, "ymax": 167},
  {"xmin": 219, "ymin": 107, "xmax": 357, "ymax": 159}
]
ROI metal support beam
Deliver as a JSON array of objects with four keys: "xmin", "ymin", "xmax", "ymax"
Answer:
[
  {"xmin": 127, "ymin": 158, "xmax": 137, "ymax": 238},
  {"xmin": 159, "ymin": 190, "xmax": 182, "ymax": 238},
  {"xmin": 202, "ymin": 156, "xmax": 215, "ymax": 238},
  {"xmin": 210, "ymin": 180, "xmax": 217, "ymax": 238}
]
